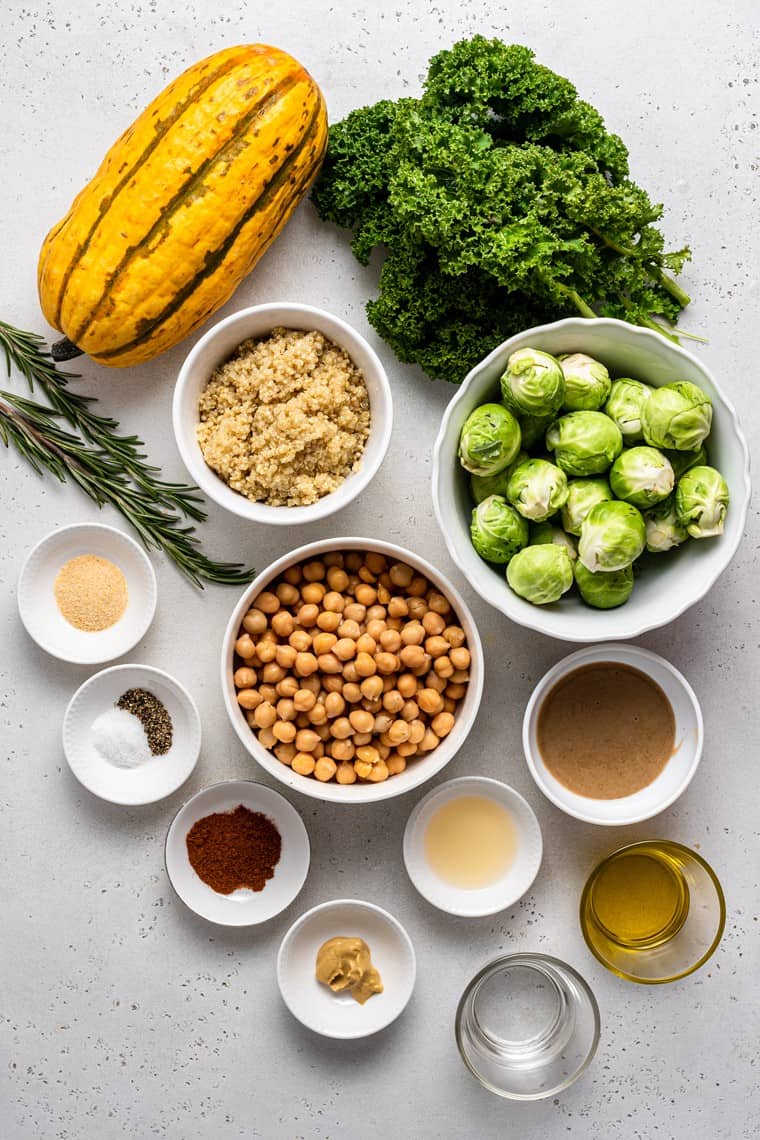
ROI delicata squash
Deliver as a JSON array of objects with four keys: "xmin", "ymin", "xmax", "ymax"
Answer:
[{"xmin": 38, "ymin": 45, "xmax": 327, "ymax": 367}]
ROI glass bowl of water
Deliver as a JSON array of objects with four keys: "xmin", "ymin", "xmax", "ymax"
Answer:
[{"xmin": 455, "ymin": 952, "xmax": 600, "ymax": 1100}]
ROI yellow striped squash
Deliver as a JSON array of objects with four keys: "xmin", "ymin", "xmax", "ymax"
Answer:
[{"xmin": 38, "ymin": 45, "xmax": 327, "ymax": 367}]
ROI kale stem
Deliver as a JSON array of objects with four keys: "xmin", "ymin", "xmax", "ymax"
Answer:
[
  {"xmin": 649, "ymin": 267, "xmax": 691, "ymax": 308},
  {"xmin": 589, "ymin": 227, "xmax": 638, "ymax": 258},
  {"xmin": 556, "ymin": 284, "xmax": 597, "ymax": 319}
]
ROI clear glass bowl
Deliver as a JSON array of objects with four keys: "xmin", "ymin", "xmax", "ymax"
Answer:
[
  {"xmin": 455, "ymin": 953, "xmax": 600, "ymax": 1100},
  {"xmin": 579, "ymin": 840, "xmax": 726, "ymax": 984}
]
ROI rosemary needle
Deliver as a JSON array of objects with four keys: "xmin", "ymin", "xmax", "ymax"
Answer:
[{"xmin": 0, "ymin": 320, "xmax": 255, "ymax": 588}]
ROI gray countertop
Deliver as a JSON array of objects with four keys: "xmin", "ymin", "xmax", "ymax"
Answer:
[{"xmin": 1, "ymin": 2, "xmax": 758, "ymax": 1137}]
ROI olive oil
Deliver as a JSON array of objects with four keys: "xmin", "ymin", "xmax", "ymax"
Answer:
[{"xmin": 587, "ymin": 846, "xmax": 689, "ymax": 948}]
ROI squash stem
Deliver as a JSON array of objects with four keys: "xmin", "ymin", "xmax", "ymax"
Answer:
[{"xmin": 51, "ymin": 337, "xmax": 84, "ymax": 362}]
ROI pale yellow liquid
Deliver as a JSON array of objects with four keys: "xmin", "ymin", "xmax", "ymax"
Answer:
[{"xmin": 424, "ymin": 796, "xmax": 517, "ymax": 889}]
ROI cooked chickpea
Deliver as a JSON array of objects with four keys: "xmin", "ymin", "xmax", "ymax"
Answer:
[
  {"xmin": 292, "ymin": 752, "xmax": 316, "ymax": 777},
  {"xmin": 275, "ymin": 698, "xmax": 296, "ymax": 722},
  {"xmin": 317, "ymin": 611, "xmax": 341, "ymax": 632},
  {"xmin": 324, "ymin": 691, "xmax": 345, "ymax": 719},
  {"xmin": 275, "ymin": 646, "xmax": 297, "ymax": 671},
  {"xmin": 295, "ymin": 728, "xmax": 321, "ymax": 753},
  {"xmin": 426, "ymin": 671, "xmax": 447, "ymax": 693},
  {"xmin": 234, "ymin": 667, "xmax": 257, "ymax": 689},
  {"xmin": 353, "ymin": 731, "xmax": 373, "ymax": 746},
  {"xmin": 450, "ymin": 669, "xmax": 470, "ymax": 684},
  {"xmin": 408, "ymin": 719, "xmax": 426, "ymax": 744},
  {"xmin": 388, "ymin": 596, "xmax": 409, "ymax": 618},
  {"xmin": 377, "ymin": 584, "xmax": 391, "ymax": 605},
  {"xmin": 401, "ymin": 699, "xmax": 419, "ymax": 722},
  {"xmin": 272, "ymin": 720, "xmax": 296, "ymax": 744},
  {"xmin": 242, "ymin": 609, "xmax": 268, "ymax": 636},
  {"xmin": 407, "ymin": 597, "xmax": 428, "ymax": 621},
  {"xmin": 342, "ymin": 661, "xmax": 360, "ymax": 684},
  {"xmin": 367, "ymin": 761, "xmax": 389, "ymax": 783},
  {"xmin": 331, "ymin": 717, "xmax": 353, "ymax": 740},
  {"xmin": 373, "ymin": 712, "xmax": 393, "ymax": 734},
  {"xmin": 354, "ymin": 759, "xmax": 374, "ymax": 780},
  {"xmin": 293, "ymin": 688, "xmax": 317, "ymax": 712},
  {"xmin": 270, "ymin": 611, "xmax": 294, "ymax": 639},
  {"xmin": 399, "ymin": 644, "xmax": 425, "ymax": 670},
  {"xmin": 256, "ymin": 640, "xmax": 277, "ymax": 664},
  {"xmin": 308, "ymin": 703, "xmax": 328, "ymax": 726},
  {"xmin": 314, "ymin": 757, "xmax": 338, "ymax": 783},
  {"xmin": 323, "ymin": 552, "xmax": 343, "ymax": 568},
  {"xmin": 366, "ymin": 604, "xmax": 386, "ymax": 622},
  {"xmin": 276, "ymin": 582, "xmax": 300, "ymax": 607},
  {"xmin": 317, "ymin": 652, "xmax": 342, "ymax": 675},
  {"xmin": 358, "ymin": 566, "xmax": 376, "ymax": 585},
  {"xmin": 312, "ymin": 632, "xmax": 337, "ymax": 656},
  {"xmin": 256, "ymin": 591, "xmax": 280, "ymax": 614},
  {"xmin": 321, "ymin": 590, "xmax": 344, "ymax": 614},
  {"xmin": 443, "ymin": 625, "xmax": 466, "ymax": 648},
  {"xmin": 434, "ymin": 656, "xmax": 455, "ymax": 679},
  {"xmin": 331, "ymin": 739, "xmax": 355, "ymax": 762},
  {"xmin": 355, "ymin": 652, "xmax": 377, "ymax": 678},
  {"xmin": 445, "ymin": 682, "xmax": 467, "ymax": 700},
  {"xmin": 345, "ymin": 552, "xmax": 363, "ymax": 571},
  {"xmin": 253, "ymin": 701, "xmax": 276, "ymax": 728},
  {"xmin": 379, "ymin": 629, "xmax": 402, "ymax": 653},
  {"xmin": 387, "ymin": 720, "xmax": 411, "ymax": 745},
  {"xmin": 289, "ymin": 629, "xmax": 312, "ymax": 652},
  {"xmin": 397, "ymin": 741, "xmax": 418, "ymax": 758},
  {"xmin": 323, "ymin": 675, "xmax": 343, "ymax": 694},
  {"xmin": 397, "ymin": 673, "xmax": 418, "ymax": 699},
  {"xmin": 373, "ymin": 651, "xmax": 398, "ymax": 675},
  {"xmin": 422, "ymin": 611, "xmax": 446, "ymax": 636},
  {"xmin": 386, "ymin": 753, "xmax": 407, "ymax": 776},
  {"xmin": 449, "ymin": 646, "xmax": 471, "ymax": 671},
  {"xmin": 259, "ymin": 684, "xmax": 277, "ymax": 704},
  {"xmin": 343, "ymin": 602, "xmax": 366, "ymax": 624},
  {"xmin": 235, "ymin": 634, "xmax": 257, "ymax": 660},
  {"xmin": 336, "ymin": 762, "xmax": 357, "ymax": 784},
  {"xmin": 418, "ymin": 688, "xmax": 444, "ymax": 715},
  {"xmin": 365, "ymin": 552, "xmax": 387, "ymax": 574},
  {"xmin": 302, "ymin": 560, "xmax": 326, "ymax": 582},
  {"xmin": 419, "ymin": 728, "xmax": 440, "ymax": 752},
  {"xmin": 334, "ymin": 638, "xmax": 356, "ymax": 662},
  {"xmin": 294, "ymin": 651, "xmax": 319, "ymax": 677},
  {"xmin": 262, "ymin": 663, "xmax": 286, "ymax": 685},
  {"xmin": 366, "ymin": 618, "xmax": 387, "ymax": 641},
  {"xmin": 360, "ymin": 675, "xmax": 384, "ymax": 701},
  {"xmin": 301, "ymin": 674, "xmax": 322, "ymax": 694},
  {"xmin": 389, "ymin": 562, "xmax": 414, "ymax": 588},
  {"xmin": 258, "ymin": 726, "xmax": 276, "ymax": 749},
  {"xmin": 349, "ymin": 708, "xmax": 374, "ymax": 734},
  {"xmin": 338, "ymin": 618, "xmax": 361, "ymax": 640},
  {"xmin": 343, "ymin": 682, "xmax": 362, "ymax": 704},
  {"xmin": 431, "ymin": 712, "xmax": 455, "ymax": 738},
  {"xmin": 237, "ymin": 689, "xmax": 261, "ymax": 710},
  {"xmin": 400, "ymin": 622, "xmax": 425, "ymax": 647},
  {"xmin": 274, "ymin": 742, "xmax": 296, "ymax": 766},
  {"xmin": 283, "ymin": 565, "xmax": 302, "ymax": 586},
  {"xmin": 362, "ymin": 698, "xmax": 382, "ymax": 715},
  {"xmin": 326, "ymin": 566, "xmax": 350, "ymax": 592},
  {"xmin": 425, "ymin": 635, "xmax": 450, "ymax": 658},
  {"xmin": 297, "ymin": 603, "xmax": 319, "ymax": 627},
  {"xmin": 301, "ymin": 582, "xmax": 326, "ymax": 606},
  {"xmin": 382, "ymin": 688, "xmax": 405, "ymax": 713},
  {"xmin": 355, "ymin": 633, "xmax": 377, "ymax": 655},
  {"xmin": 443, "ymin": 697, "xmax": 457, "ymax": 714},
  {"xmin": 277, "ymin": 676, "xmax": 299, "ymax": 699}
]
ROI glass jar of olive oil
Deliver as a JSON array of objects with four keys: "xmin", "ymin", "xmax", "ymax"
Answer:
[{"xmin": 580, "ymin": 840, "xmax": 725, "ymax": 984}]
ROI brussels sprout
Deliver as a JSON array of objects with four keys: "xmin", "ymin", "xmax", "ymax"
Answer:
[
  {"xmin": 458, "ymin": 403, "xmax": 522, "ymax": 476},
  {"xmin": 545, "ymin": 411, "xmax": 623, "ymax": 476},
  {"xmin": 470, "ymin": 495, "xmax": 529, "ymax": 563},
  {"xmin": 558, "ymin": 353, "xmax": 611, "ymax": 411},
  {"xmin": 519, "ymin": 413, "xmax": 554, "ymax": 449},
  {"xmin": 574, "ymin": 561, "xmax": 634, "ymax": 609},
  {"xmin": 506, "ymin": 458, "xmax": 569, "ymax": 522},
  {"xmin": 641, "ymin": 381, "xmax": 713, "ymax": 451},
  {"xmin": 531, "ymin": 522, "xmax": 578, "ymax": 561},
  {"xmin": 664, "ymin": 444, "xmax": 708, "ymax": 479},
  {"xmin": 470, "ymin": 451, "xmax": 528, "ymax": 504},
  {"xmin": 500, "ymin": 348, "xmax": 565, "ymax": 417},
  {"xmin": 675, "ymin": 465, "xmax": 729, "ymax": 538},
  {"xmin": 609, "ymin": 446, "xmax": 675, "ymax": 508},
  {"xmin": 561, "ymin": 477, "xmax": 612, "ymax": 536},
  {"xmin": 578, "ymin": 500, "xmax": 646, "ymax": 572},
  {"xmin": 643, "ymin": 497, "xmax": 689, "ymax": 552},
  {"xmin": 604, "ymin": 378, "xmax": 654, "ymax": 442},
  {"xmin": 506, "ymin": 544, "xmax": 574, "ymax": 605}
]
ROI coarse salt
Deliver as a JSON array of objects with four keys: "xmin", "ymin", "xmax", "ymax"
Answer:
[{"xmin": 91, "ymin": 706, "xmax": 152, "ymax": 769}]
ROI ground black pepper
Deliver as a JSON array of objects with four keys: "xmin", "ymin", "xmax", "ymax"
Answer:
[{"xmin": 116, "ymin": 688, "xmax": 173, "ymax": 755}]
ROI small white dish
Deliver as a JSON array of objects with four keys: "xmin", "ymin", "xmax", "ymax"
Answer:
[
  {"xmin": 221, "ymin": 536, "xmax": 484, "ymax": 804},
  {"xmin": 63, "ymin": 664, "xmax": 201, "ymax": 805},
  {"xmin": 522, "ymin": 643, "xmax": 703, "ymax": 825},
  {"xmin": 277, "ymin": 899, "xmax": 416, "ymax": 1039},
  {"xmin": 18, "ymin": 523, "xmax": 157, "ymax": 665},
  {"xmin": 165, "ymin": 780, "xmax": 310, "ymax": 926},
  {"xmin": 173, "ymin": 302, "xmax": 393, "ymax": 525},
  {"xmin": 432, "ymin": 317, "xmax": 751, "ymax": 642},
  {"xmin": 403, "ymin": 777, "xmax": 543, "ymax": 917}
]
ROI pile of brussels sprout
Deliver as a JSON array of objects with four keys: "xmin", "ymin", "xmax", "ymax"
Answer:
[{"xmin": 458, "ymin": 348, "xmax": 729, "ymax": 609}]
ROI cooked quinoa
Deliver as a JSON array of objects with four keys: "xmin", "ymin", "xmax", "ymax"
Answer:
[{"xmin": 196, "ymin": 328, "xmax": 371, "ymax": 507}]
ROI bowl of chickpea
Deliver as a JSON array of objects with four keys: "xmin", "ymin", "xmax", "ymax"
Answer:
[{"xmin": 221, "ymin": 539, "xmax": 484, "ymax": 802}]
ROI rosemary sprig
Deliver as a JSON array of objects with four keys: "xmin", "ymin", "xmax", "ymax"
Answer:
[{"xmin": 0, "ymin": 321, "xmax": 255, "ymax": 588}]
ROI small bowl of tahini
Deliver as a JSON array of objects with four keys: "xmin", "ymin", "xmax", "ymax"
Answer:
[{"xmin": 522, "ymin": 644, "xmax": 703, "ymax": 826}]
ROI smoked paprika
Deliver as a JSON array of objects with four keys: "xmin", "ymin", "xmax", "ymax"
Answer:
[{"xmin": 185, "ymin": 805, "xmax": 282, "ymax": 894}]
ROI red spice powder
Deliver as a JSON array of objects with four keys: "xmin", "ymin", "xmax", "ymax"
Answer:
[{"xmin": 185, "ymin": 804, "xmax": 282, "ymax": 894}]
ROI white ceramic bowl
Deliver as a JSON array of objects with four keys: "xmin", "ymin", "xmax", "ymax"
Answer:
[
  {"xmin": 63, "ymin": 664, "xmax": 201, "ymax": 805},
  {"xmin": 18, "ymin": 523, "xmax": 157, "ymax": 665},
  {"xmin": 165, "ymin": 780, "xmax": 310, "ymax": 926},
  {"xmin": 172, "ymin": 302, "xmax": 393, "ymax": 525},
  {"xmin": 277, "ymin": 899, "xmax": 416, "ymax": 1039},
  {"xmin": 403, "ymin": 777, "xmax": 543, "ymax": 917},
  {"xmin": 221, "ymin": 537, "xmax": 484, "ymax": 804},
  {"xmin": 432, "ymin": 317, "xmax": 751, "ymax": 642},
  {"xmin": 522, "ymin": 643, "xmax": 703, "ymax": 825}
]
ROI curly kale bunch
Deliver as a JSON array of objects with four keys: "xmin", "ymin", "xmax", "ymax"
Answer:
[{"xmin": 312, "ymin": 38, "xmax": 691, "ymax": 383}]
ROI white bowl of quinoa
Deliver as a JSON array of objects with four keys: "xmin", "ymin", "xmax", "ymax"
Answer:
[{"xmin": 173, "ymin": 303, "xmax": 393, "ymax": 524}]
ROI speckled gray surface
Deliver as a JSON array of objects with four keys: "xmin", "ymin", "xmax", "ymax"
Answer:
[{"xmin": 1, "ymin": 2, "xmax": 759, "ymax": 1137}]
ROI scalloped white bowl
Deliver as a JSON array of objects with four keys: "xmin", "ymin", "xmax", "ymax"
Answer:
[{"xmin": 432, "ymin": 318, "xmax": 751, "ymax": 642}]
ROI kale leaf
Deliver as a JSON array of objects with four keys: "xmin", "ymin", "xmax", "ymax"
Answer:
[{"xmin": 312, "ymin": 37, "xmax": 691, "ymax": 383}]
